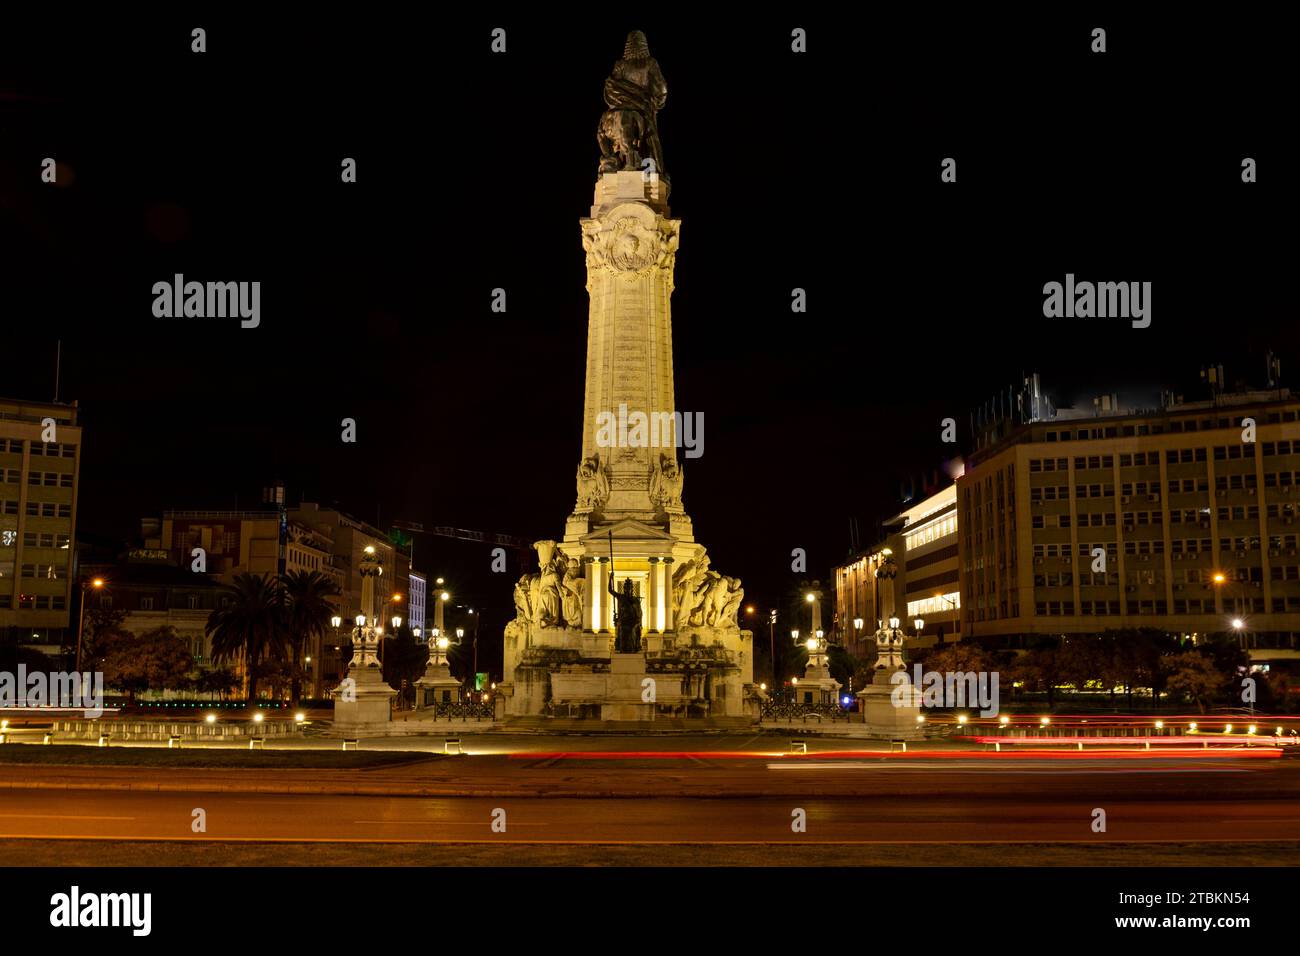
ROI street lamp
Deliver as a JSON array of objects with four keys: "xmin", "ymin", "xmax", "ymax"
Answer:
[
  {"xmin": 933, "ymin": 592, "xmax": 957, "ymax": 643},
  {"xmin": 768, "ymin": 609, "xmax": 778, "ymax": 689},
  {"xmin": 75, "ymin": 577, "xmax": 105, "ymax": 677},
  {"xmin": 914, "ymin": 617, "xmax": 925, "ymax": 641}
]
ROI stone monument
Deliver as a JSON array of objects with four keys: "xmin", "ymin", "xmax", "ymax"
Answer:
[
  {"xmin": 856, "ymin": 554, "xmax": 924, "ymax": 738},
  {"xmin": 495, "ymin": 32, "xmax": 758, "ymax": 727},
  {"xmin": 414, "ymin": 586, "xmax": 461, "ymax": 710},
  {"xmin": 334, "ymin": 545, "xmax": 398, "ymax": 734}
]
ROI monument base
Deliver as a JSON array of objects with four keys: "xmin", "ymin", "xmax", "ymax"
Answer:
[
  {"xmin": 333, "ymin": 663, "xmax": 397, "ymax": 735},
  {"xmin": 857, "ymin": 669, "xmax": 924, "ymax": 740},
  {"xmin": 414, "ymin": 660, "xmax": 461, "ymax": 709},
  {"xmin": 601, "ymin": 652, "xmax": 654, "ymax": 721}
]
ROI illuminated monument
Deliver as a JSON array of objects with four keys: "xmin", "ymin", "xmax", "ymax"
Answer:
[{"xmin": 496, "ymin": 31, "xmax": 758, "ymax": 726}]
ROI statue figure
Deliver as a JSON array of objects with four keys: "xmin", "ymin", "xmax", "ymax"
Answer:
[
  {"xmin": 608, "ymin": 575, "xmax": 643, "ymax": 653},
  {"xmin": 575, "ymin": 454, "xmax": 610, "ymax": 512},
  {"xmin": 707, "ymin": 575, "xmax": 744, "ymax": 628},
  {"xmin": 648, "ymin": 453, "xmax": 684, "ymax": 511},
  {"xmin": 560, "ymin": 556, "xmax": 585, "ymax": 629},
  {"xmin": 512, "ymin": 573, "xmax": 533, "ymax": 622},
  {"xmin": 597, "ymin": 30, "xmax": 668, "ymax": 178},
  {"xmin": 534, "ymin": 540, "xmax": 561, "ymax": 627},
  {"xmin": 672, "ymin": 553, "xmax": 710, "ymax": 628}
]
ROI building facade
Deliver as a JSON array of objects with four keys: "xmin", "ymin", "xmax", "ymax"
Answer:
[
  {"xmin": 958, "ymin": 389, "xmax": 1300, "ymax": 668},
  {"xmin": 835, "ymin": 484, "xmax": 961, "ymax": 659},
  {"xmin": 82, "ymin": 550, "xmax": 226, "ymax": 665},
  {"xmin": 0, "ymin": 398, "xmax": 82, "ymax": 660}
]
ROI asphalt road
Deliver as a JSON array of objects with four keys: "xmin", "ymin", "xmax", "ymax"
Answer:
[{"xmin": 2, "ymin": 756, "xmax": 1299, "ymax": 847}]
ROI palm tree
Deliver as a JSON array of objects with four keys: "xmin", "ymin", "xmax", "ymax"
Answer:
[
  {"xmin": 206, "ymin": 573, "xmax": 286, "ymax": 703},
  {"xmin": 280, "ymin": 569, "xmax": 340, "ymax": 706}
]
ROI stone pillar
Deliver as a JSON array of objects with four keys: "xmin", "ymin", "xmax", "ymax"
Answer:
[
  {"xmin": 647, "ymin": 558, "xmax": 660, "ymax": 632},
  {"xmin": 662, "ymin": 557, "xmax": 675, "ymax": 632},
  {"xmin": 577, "ymin": 172, "xmax": 681, "ymax": 524},
  {"xmin": 582, "ymin": 558, "xmax": 595, "ymax": 631}
]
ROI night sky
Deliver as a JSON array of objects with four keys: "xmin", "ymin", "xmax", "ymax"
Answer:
[{"xmin": 1, "ymin": 12, "xmax": 1292, "ymax": 635}]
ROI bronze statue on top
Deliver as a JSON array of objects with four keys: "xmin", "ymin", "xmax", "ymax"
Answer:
[{"xmin": 598, "ymin": 30, "xmax": 668, "ymax": 180}]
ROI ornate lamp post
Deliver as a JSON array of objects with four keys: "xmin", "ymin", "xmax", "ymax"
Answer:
[
  {"xmin": 351, "ymin": 547, "xmax": 383, "ymax": 669},
  {"xmin": 75, "ymin": 577, "xmax": 105, "ymax": 675},
  {"xmin": 414, "ymin": 599, "xmax": 463, "ymax": 712},
  {"xmin": 333, "ymin": 546, "xmax": 398, "ymax": 732}
]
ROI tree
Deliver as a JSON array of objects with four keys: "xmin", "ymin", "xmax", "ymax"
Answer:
[
  {"xmin": 279, "ymin": 569, "xmax": 340, "ymax": 706},
  {"xmin": 1102, "ymin": 628, "xmax": 1174, "ymax": 709},
  {"xmin": 925, "ymin": 642, "xmax": 996, "ymax": 676},
  {"xmin": 206, "ymin": 573, "xmax": 287, "ymax": 702},
  {"xmin": 99, "ymin": 626, "xmax": 194, "ymax": 703},
  {"xmin": 382, "ymin": 627, "xmax": 431, "ymax": 706},
  {"xmin": 196, "ymin": 666, "xmax": 240, "ymax": 701},
  {"xmin": 82, "ymin": 606, "xmax": 130, "ymax": 663},
  {"xmin": 1001, "ymin": 638, "xmax": 1069, "ymax": 708},
  {"xmin": 1163, "ymin": 651, "xmax": 1225, "ymax": 713},
  {"xmin": 826, "ymin": 644, "xmax": 861, "ymax": 695}
]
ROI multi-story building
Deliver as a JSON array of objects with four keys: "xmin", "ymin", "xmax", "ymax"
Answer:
[
  {"xmin": 0, "ymin": 398, "xmax": 82, "ymax": 660},
  {"xmin": 835, "ymin": 484, "xmax": 961, "ymax": 658},
  {"xmin": 82, "ymin": 548, "xmax": 226, "ymax": 665},
  {"xmin": 132, "ymin": 507, "xmax": 346, "ymax": 695},
  {"xmin": 408, "ymin": 570, "xmax": 427, "ymax": 635},
  {"xmin": 958, "ymin": 387, "xmax": 1300, "ymax": 668}
]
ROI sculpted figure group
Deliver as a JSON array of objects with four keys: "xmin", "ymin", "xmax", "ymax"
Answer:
[
  {"xmin": 511, "ymin": 542, "xmax": 743, "ymax": 633},
  {"xmin": 514, "ymin": 540, "xmax": 584, "ymax": 630},
  {"xmin": 671, "ymin": 552, "xmax": 743, "ymax": 629}
]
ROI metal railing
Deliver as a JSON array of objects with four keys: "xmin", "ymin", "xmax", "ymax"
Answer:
[{"xmin": 759, "ymin": 701, "xmax": 852, "ymax": 722}]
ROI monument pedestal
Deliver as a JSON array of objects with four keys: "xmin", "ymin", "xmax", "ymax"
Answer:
[
  {"xmin": 334, "ymin": 663, "xmax": 397, "ymax": 735},
  {"xmin": 793, "ymin": 653, "xmax": 841, "ymax": 706},
  {"xmin": 857, "ymin": 669, "xmax": 924, "ymax": 740},
  {"xmin": 414, "ymin": 659, "xmax": 461, "ymax": 710},
  {"xmin": 600, "ymin": 653, "xmax": 654, "ymax": 721}
]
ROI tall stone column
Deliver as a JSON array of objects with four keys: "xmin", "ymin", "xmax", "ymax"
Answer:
[{"xmin": 567, "ymin": 171, "xmax": 688, "ymax": 536}]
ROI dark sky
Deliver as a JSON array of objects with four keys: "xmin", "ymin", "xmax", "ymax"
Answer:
[{"xmin": 1, "ymin": 11, "xmax": 1292, "ymax": 632}]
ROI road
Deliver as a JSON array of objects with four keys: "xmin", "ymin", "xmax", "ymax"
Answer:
[{"xmin": 2, "ymin": 754, "xmax": 1299, "ymax": 848}]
